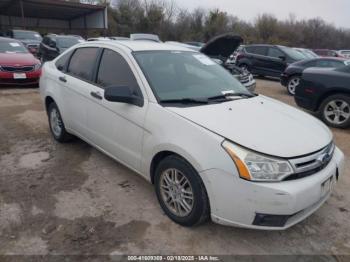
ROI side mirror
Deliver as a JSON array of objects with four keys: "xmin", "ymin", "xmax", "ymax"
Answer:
[
  {"xmin": 104, "ymin": 86, "xmax": 143, "ymax": 107},
  {"xmin": 279, "ymin": 55, "xmax": 286, "ymax": 61}
]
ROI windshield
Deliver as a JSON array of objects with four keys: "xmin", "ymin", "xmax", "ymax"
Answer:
[
  {"xmin": 56, "ymin": 37, "xmax": 80, "ymax": 48},
  {"xmin": 0, "ymin": 41, "xmax": 28, "ymax": 53},
  {"xmin": 280, "ymin": 46, "xmax": 306, "ymax": 60},
  {"xmin": 134, "ymin": 51, "xmax": 251, "ymax": 102},
  {"xmin": 13, "ymin": 31, "xmax": 42, "ymax": 41}
]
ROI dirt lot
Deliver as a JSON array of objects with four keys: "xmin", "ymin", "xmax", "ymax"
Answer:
[{"xmin": 0, "ymin": 79, "xmax": 349, "ymax": 258}]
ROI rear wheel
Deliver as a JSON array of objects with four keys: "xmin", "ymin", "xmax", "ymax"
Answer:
[
  {"xmin": 154, "ymin": 155, "xmax": 209, "ymax": 227},
  {"xmin": 287, "ymin": 76, "xmax": 300, "ymax": 95},
  {"xmin": 48, "ymin": 102, "xmax": 73, "ymax": 142},
  {"xmin": 320, "ymin": 94, "xmax": 350, "ymax": 128}
]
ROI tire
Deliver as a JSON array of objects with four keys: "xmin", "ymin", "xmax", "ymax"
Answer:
[
  {"xmin": 319, "ymin": 94, "xmax": 350, "ymax": 128},
  {"xmin": 47, "ymin": 102, "xmax": 73, "ymax": 142},
  {"xmin": 287, "ymin": 76, "xmax": 300, "ymax": 96},
  {"xmin": 154, "ymin": 155, "xmax": 210, "ymax": 227}
]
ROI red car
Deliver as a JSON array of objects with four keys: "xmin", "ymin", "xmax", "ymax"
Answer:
[{"xmin": 0, "ymin": 37, "xmax": 41, "ymax": 86}]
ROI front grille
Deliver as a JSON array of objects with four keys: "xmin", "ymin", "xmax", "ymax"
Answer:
[
  {"xmin": 1, "ymin": 65, "xmax": 35, "ymax": 72},
  {"xmin": 239, "ymin": 74, "xmax": 250, "ymax": 84},
  {"xmin": 284, "ymin": 142, "xmax": 335, "ymax": 181}
]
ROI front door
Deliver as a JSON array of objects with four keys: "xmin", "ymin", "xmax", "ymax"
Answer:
[{"xmin": 86, "ymin": 48, "xmax": 147, "ymax": 172}]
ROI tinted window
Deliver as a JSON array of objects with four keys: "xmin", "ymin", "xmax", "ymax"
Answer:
[
  {"xmin": 245, "ymin": 46, "xmax": 267, "ymax": 56},
  {"xmin": 55, "ymin": 50, "xmax": 73, "ymax": 71},
  {"xmin": 56, "ymin": 37, "xmax": 80, "ymax": 48},
  {"xmin": 315, "ymin": 60, "xmax": 343, "ymax": 68},
  {"xmin": 68, "ymin": 48, "xmax": 98, "ymax": 81},
  {"xmin": 97, "ymin": 49, "xmax": 141, "ymax": 95},
  {"xmin": 267, "ymin": 47, "xmax": 284, "ymax": 58}
]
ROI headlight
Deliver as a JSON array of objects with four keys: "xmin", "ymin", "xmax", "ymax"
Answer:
[
  {"xmin": 34, "ymin": 63, "xmax": 42, "ymax": 70},
  {"xmin": 222, "ymin": 141, "xmax": 294, "ymax": 182}
]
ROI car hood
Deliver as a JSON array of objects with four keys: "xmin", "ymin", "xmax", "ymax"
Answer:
[
  {"xmin": 166, "ymin": 95, "xmax": 332, "ymax": 158},
  {"xmin": 200, "ymin": 33, "xmax": 243, "ymax": 61},
  {"xmin": 0, "ymin": 53, "xmax": 39, "ymax": 65}
]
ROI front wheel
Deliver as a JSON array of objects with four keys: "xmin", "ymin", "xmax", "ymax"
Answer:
[
  {"xmin": 154, "ymin": 156, "xmax": 210, "ymax": 227},
  {"xmin": 320, "ymin": 94, "xmax": 350, "ymax": 128},
  {"xmin": 287, "ymin": 76, "xmax": 300, "ymax": 96}
]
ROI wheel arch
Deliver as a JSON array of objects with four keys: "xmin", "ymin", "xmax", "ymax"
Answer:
[
  {"xmin": 316, "ymin": 89, "xmax": 350, "ymax": 111},
  {"xmin": 149, "ymin": 150, "xmax": 201, "ymax": 185},
  {"xmin": 45, "ymin": 96, "xmax": 56, "ymax": 114}
]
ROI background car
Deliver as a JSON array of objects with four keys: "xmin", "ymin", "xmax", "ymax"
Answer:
[
  {"xmin": 313, "ymin": 49, "xmax": 339, "ymax": 57},
  {"xmin": 130, "ymin": 33, "xmax": 161, "ymax": 42},
  {"xmin": 295, "ymin": 65, "xmax": 350, "ymax": 128},
  {"xmin": 336, "ymin": 50, "xmax": 350, "ymax": 58},
  {"xmin": 185, "ymin": 41, "xmax": 205, "ymax": 48},
  {"xmin": 293, "ymin": 48, "xmax": 319, "ymax": 59},
  {"xmin": 235, "ymin": 44, "xmax": 306, "ymax": 78},
  {"xmin": 281, "ymin": 57, "xmax": 350, "ymax": 95},
  {"xmin": 6, "ymin": 29, "xmax": 42, "ymax": 56},
  {"xmin": 199, "ymin": 33, "xmax": 256, "ymax": 92},
  {"xmin": 39, "ymin": 34, "xmax": 84, "ymax": 62},
  {"xmin": 0, "ymin": 37, "xmax": 41, "ymax": 86}
]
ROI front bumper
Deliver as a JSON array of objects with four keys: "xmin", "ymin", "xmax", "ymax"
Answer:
[
  {"xmin": 280, "ymin": 73, "xmax": 289, "ymax": 86},
  {"xmin": 0, "ymin": 70, "xmax": 41, "ymax": 86},
  {"xmin": 244, "ymin": 80, "xmax": 256, "ymax": 93},
  {"xmin": 200, "ymin": 146, "xmax": 344, "ymax": 230}
]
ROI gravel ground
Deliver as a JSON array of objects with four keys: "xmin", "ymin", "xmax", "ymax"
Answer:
[{"xmin": 0, "ymin": 79, "xmax": 349, "ymax": 258}]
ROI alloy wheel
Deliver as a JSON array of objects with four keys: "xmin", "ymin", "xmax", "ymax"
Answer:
[
  {"xmin": 159, "ymin": 168, "xmax": 194, "ymax": 217},
  {"xmin": 324, "ymin": 100, "xmax": 350, "ymax": 125},
  {"xmin": 287, "ymin": 77, "xmax": 300, "ymax": 95}
]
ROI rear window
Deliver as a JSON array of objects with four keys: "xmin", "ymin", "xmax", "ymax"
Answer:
[
  {"xmin": 68, "ymin": 48, "xmax": 99, "ymax": 81},
  {"xmin": 56, "ymin": 37, "xmax": 80, "ymax": 48}
]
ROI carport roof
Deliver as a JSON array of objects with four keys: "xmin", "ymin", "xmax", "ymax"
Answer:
[{"xmin": 0, "ymin": 0, "xmax": 106, "ymax": 21}]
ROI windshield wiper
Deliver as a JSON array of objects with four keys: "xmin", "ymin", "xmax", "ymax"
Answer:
[
  {"xmin": 160, "ymin": 98, "xmax": 209, "ymax": 105},
  {"xmin": 207, "ymin": 92, "xmax": 256, "ymax": 101}
]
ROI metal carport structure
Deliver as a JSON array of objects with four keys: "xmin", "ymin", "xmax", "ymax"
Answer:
[{"xmin": 0, "ymin": 0, "xmax": 108, "ymax": 35}]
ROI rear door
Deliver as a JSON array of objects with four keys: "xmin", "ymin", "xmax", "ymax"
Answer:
[
  {"xmin": 63, "ymin": 47, "xmax": 100, "ymax": 139},
  {"xmin": 266, "ymin": 47, "xmax": 287, "ymax": 77},
  {"xmin": 245, "ymin": 46, "xmax": 269, "ymax": 75}
]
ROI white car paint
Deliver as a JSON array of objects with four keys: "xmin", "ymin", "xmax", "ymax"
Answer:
[{"xmin": 40, "ymin": 41, "xmax": 344, "ymax": 230}]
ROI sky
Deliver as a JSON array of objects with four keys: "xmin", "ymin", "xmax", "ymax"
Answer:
[{"xmin": 174, "ymin": 0, "xmax": 350, "ymax": 29}]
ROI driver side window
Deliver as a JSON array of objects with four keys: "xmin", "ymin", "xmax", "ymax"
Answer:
[{"xmin": 96, "ymin": 49, "xmax": 142, "ymax": 97}]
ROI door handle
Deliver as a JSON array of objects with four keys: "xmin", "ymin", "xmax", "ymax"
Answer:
[
  {"xmin": 90, "ymin": 91, "xmax": 103, "ymax": 100},
  {"xmin": 59, "ymin": 76, "xmax": 67, "ymax": 83}
]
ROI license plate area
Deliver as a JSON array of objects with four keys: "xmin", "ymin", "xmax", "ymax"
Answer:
[
  {"xmin": 321, "ymin": 175, "xmax": 334, "ymax": 198},
  {"xmin": 13, "ymin": 73, "xmax": 27, "ymax": 79}
]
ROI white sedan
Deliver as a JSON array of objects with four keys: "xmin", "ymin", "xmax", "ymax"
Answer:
[{"xmin": 40, "ymin": 40, "xmax": 344, "ymax": 230}]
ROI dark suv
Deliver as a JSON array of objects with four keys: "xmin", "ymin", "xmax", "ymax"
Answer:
[
  {"xmin": 236, "ymin": 44, "xmax": 306, "ymax": 78},
  {"xmin": 39, "ymin": 34, "xmax": 83, "ymax": 62}
]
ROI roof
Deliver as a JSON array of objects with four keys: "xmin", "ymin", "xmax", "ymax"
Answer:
[
  {"xmin": 0, "ymin": 0, "xmax": 106, "ymax": 20},
  {"xmin": 80, "ymin": 40, "xmax": 197, "ymax": 52}
]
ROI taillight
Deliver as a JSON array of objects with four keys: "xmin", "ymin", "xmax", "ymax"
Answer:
[{"xmin": 305, "ymin": 88, "xmax": 314, "ymax": 94}]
